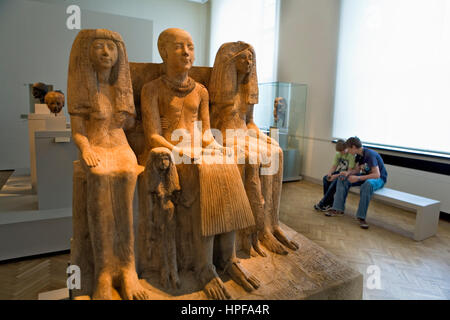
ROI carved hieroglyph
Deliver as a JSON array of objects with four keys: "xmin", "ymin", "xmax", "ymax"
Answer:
[
  {"xmin": 68, "ymin": 29, "xmax": 150, "ymax": 300},
  {"xmin": 209, "ymin": 42, "xmax": 299, "ymax": 256}
]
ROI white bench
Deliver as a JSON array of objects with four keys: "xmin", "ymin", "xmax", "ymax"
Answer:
[{"xmin": 349, "ymin": 187, "xmax": 441, "ymax": 241}]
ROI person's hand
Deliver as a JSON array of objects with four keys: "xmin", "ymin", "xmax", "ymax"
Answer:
[
  {"xmin": 339, "ymin": 171, "xmax": 350, "ymax": 177},
  {"xmin": 82, "ymin": 148, "xmax": 100, "ymax": 167},
  {"xmin": 347, "ymin": 175, "xmax": 360, "ymax": 184},
  {"xmin": 329, "ymin": 174, "xmax": 339, "ymax": 181}
]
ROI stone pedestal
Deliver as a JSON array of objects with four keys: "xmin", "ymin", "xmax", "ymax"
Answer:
[
  {"xmin": 27, "ymin": 113, "xmax": 67, "ymax": 193},
  {"xmin": 135, "ymin": 223, "xmax": 362, "ymax": 300}
]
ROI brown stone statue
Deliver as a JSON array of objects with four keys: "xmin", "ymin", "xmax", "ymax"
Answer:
[
  {"xmin": 139, "ymin": 28, "xmax": 260, "ymax": 299},
  {"xmin": 32, "ymin": 82, "xmax": 49, "ymax": 104},
  {"xmin": 44, "ymin": 91, "xmax": 65, "ymax": 115},
  {"xmin": 68, "ymin": 29, "xmax": 150, "ymax": 300},
  {"xmin": 146, "ymin": 147, "xmax": 181, "ymax": 289},
  {"xmin": 209, "ymin": 42, "xmax": 299, "ymax": 256}
]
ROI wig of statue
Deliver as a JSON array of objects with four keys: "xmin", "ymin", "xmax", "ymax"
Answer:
[
  {"xmin": 209, "ymin": 41, "xmax": 258, "ymax": 107},
  {"xmin": 67, "ymin": 29, "xmax": 135, "ymax": 116}
]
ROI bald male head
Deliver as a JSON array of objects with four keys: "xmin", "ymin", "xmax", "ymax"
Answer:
[{"xmin": 157, "ymin": 28, "xmax": 195, "ymax": 73}]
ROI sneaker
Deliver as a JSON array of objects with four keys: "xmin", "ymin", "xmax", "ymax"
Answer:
[
  {"xmin": 314, "ymin": 204, "xmax": 331, "ymax": 212},
  {"xmin": 325, "ymin": 209, "xmax": 344, "ymax": 217},
  {"xmin": 313, "ymin": 203, "xmax": 323, "ymax": 211},
  {"xmin": 358, "ymin": 218, "xmax": 369, "ymax": 229}
]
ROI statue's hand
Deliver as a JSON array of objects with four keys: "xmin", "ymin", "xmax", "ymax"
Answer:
[
  {"xmin": 267, "ymin": 136, "xmax": 280, "ymax": 147},
  {"xmin": 82, "ymin": 149, "xmax": 100, "ymax": 167}
]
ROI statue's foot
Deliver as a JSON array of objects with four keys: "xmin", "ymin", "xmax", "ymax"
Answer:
[
  {"xmin": 203, "ymin": 276, "xmax": 231, "ymax": 300},
  {"xmin": 259, "ymin": 231, "xmax": 288, "ymax": 255},
  {"xmin": 251, "ymin": 234, "xmax": 267, "ymax": 257},
  {"xmin": 170, "ymin": 268, "xmax": 181, "ymax": 289},
  {"xmin": 226, "ymin": 260, "xmax": 260, "ymax": 292},
  {"xmin": 160, "ymin": 267, "xmax": 181, "ymax": 289},
  {"xmin": 273, "ymin": 226, "xmax": 299, "ymax": 251},
  {"xmin": 92, "ymin": 272, "xmax": 113, "ymax": 300},
  {"xmin": 120, "ymin": 268, "xmax": 151, "ymax": 300}
]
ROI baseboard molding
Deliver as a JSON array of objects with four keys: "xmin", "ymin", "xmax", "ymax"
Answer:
[
  {"xmin": 302, "ymin": 175, "xmax": 323, "ymax": 185},
  {"xmin": 440, "ymin": 211, "xmax": 450, "ymax": 221},
  {"xmin": 11, "ymin": 167, "xmax": 31, "ymax": 176}
]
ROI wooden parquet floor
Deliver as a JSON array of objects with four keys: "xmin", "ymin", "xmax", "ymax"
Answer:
[
  {"xmin": 0, "ymin": 180, "xmax": 449, "ymax": 300},
  {"xmin": 280, "ymin": 181, "xmax": 450, "ymax": 300}
]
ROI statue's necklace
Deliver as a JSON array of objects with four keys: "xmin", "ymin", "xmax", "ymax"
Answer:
[{"xmin": 161, "ymin": 75, "xmax": 195, "ymax": 96}]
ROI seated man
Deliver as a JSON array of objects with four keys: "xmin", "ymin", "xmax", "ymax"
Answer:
[
  {"xmin": 140, "ymin": 28, "xmax": 259, "ymax": 299},
  {"xmin": 326, "ymin": 137, "xmax": 388, "ymax": 229}
]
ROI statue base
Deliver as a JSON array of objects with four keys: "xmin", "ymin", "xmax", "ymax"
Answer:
[{"xmin": 137, "ymin": 223, "xmax": 362, "ymax": 300}]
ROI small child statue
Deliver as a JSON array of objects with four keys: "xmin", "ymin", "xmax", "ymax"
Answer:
[{"xmin": 146, "ymin": 147, "xmax": 181, "ymax": 289}]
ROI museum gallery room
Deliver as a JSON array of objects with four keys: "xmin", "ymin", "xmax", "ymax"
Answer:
[{"xmin": 0, "ymin": 0, "xmax": 449, "ymax": 302}]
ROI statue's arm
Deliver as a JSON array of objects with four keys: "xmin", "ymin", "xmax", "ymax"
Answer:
[
  {"xmin": 141, "ymin": 83, "xmax": 178, "ymax": 152},
  {"xmin": 246, "ymin": 104, "xmax": 278, "ymax": 146},
  {"xmin": 246, "ymin": 104, "xmax": 261, "ymax": 136},
  {"xmin": 123, "ymin": 113, "xmax": 136, "ymax": 132},
  {"xmin": 70, "ymin": 115, "xmax": 100, "ymax": 167},
  {"xmin": 199, "ymin": 87, "xmax": 222, "ymax": 149}
]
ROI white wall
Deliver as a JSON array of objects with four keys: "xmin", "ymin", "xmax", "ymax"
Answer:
[
  {"xmin": 0, "ymin": 0, "xmax": 210, "ymax": 172},
  {"xmin": 277, "ymin": 0, "xmax": 341, "ymax": 177},
  {"xmin": 277, "ymin": 0, "xmax": 450, "ymax": 213},
  {"xmin": 31, "ymin": 0, "xmax": 210, "ymax": 64}
]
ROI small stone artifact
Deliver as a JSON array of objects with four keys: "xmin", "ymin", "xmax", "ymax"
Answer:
[
  {"xmin": 273, "ymin": 97, "xmax": 287, "ymax": 128},
  {"xmin": 32, "ymin": 82, "xmax": 49, "ymax": 103},
  {"xmin": 68, "ymin": 29, "xmax": 150, "ymax": 300},
  {"xmin": 44, "ymin": 91, "xmax": 65, "ymax": 115}
]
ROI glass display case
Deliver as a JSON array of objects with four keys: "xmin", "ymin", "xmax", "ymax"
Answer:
[{"xmin": 254, "ymin": 82, "xmax": 307, "ymax": 181}]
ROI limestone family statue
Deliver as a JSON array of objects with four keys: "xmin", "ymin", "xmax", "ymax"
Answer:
[{"xmin": 68, "ymin": 28, "xmax": 299, "ymax": 300}]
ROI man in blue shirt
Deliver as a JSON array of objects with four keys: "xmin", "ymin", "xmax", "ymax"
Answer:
[{"xmin": 326, "ymin": 137, "xmax": 388, "ymax": 229}]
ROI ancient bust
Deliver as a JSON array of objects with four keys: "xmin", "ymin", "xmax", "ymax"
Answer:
[
  {"xmin": 44, "ymin": 91, "xmax": 65, "ymax": 115},
  {"xmin": 32, "ymin": 82, "xmax": 49, "ymax": 104}
]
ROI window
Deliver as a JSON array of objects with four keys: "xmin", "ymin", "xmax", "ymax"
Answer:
[
  {"xmin": 209, "ymin": 0, "xmax": 279, "ymax": 83},
  {"xmin": 333, "ymin": 0, "xmax": 450, "ymax": 155}
]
